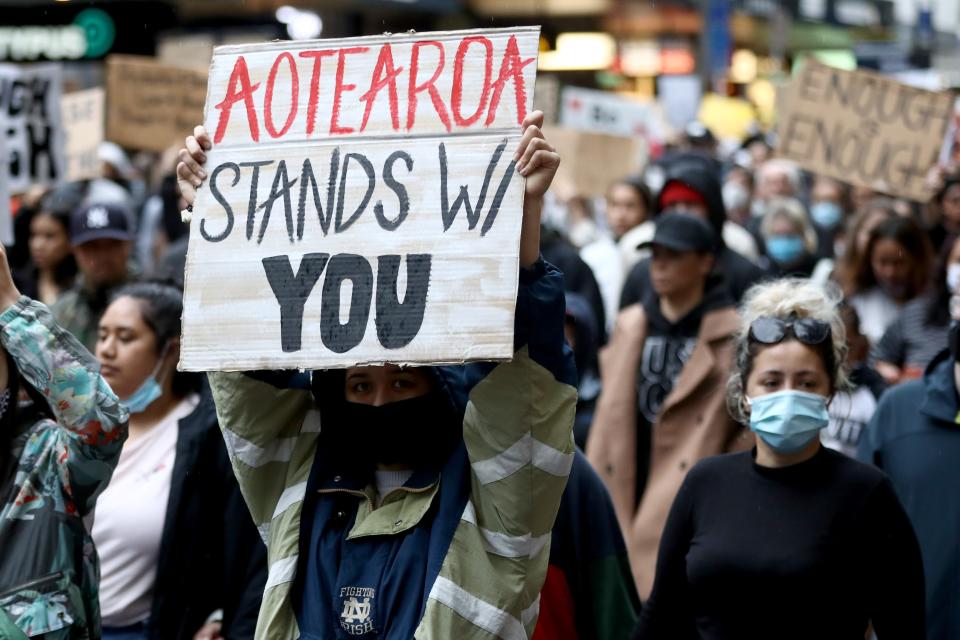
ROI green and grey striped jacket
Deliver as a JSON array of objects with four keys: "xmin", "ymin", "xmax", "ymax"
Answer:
[{"xmin": 208, "ymin": 260, "xmax": 577, "ymax": 639}]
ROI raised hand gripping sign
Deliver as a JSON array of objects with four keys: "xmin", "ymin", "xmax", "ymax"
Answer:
[{"xmin": 181, "ymin": 27, "xmax": 540, "ymax": 371}]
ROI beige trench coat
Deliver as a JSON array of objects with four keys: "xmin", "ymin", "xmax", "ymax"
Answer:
[{"xmin": 586, "ymin": 302, "xmax": 751, "ymax": 598}]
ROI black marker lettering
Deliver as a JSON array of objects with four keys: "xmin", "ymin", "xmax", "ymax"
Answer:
[
  {"xmin": 262, "ymin": 253, "xmax": 330, "ymax": 352},
  {"xmin": 375, "ymin": 254, "xmax": 431, "ymax": 348},
  {"xmin": 375, "ymin": 150, "xmax": 413, "ymax": 231},
  {"xmin": 203, "ymin": 162, "xmax": 240, "ymax": 242},
  {"xmin": 321, "ymin": 254, "xmax": 373, "ymax": 353},
  {"xmin": 335, "ymin": 153, "xmax": 375, "ymax": 233}
]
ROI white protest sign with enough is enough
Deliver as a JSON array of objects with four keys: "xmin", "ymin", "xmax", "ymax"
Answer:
[{"xmin": 181, "ymin": 27, "xmax": 540, "ymax": 371}]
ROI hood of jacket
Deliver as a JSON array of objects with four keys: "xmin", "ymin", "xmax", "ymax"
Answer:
[
  {"xmin": 654, "ymin": 153, "xmax": 727, "ymax": 245},
  {"xmin": 565, "ymin": 291, "xmax": 600, "ymax": 382},
  {"xmin": 920, "ymin": 349, "xmax": 960, "ymax": 426}
]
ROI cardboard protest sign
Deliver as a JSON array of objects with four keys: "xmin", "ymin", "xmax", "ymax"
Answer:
[
  {"xmin": 106, "ymin": 55, "xmax": 208, "ymax": 152},
  {"xmin": 181, "ymin": 27, "xmax": 539, "ymax": 371},
  {"xmin": 560, "ymin": 86, "xmax": 668, "ymax": 148},
  {"xmin": 61, "ymin": 87, "xmax": 104, "ymax": 181},
  {"xmin": 0, "ymin": 63, "xmax": 64, "ymax": 194},
  {"xmin": 776, "ymin": 61, "xmax": 953, "ymax": 201},
  {"xmin": 0, "ymin": 133, "xmax": 11, "ymax": 246},
  {"xmin": 543, "ymin": 125, "xmax": 645, "ymax": 198}
]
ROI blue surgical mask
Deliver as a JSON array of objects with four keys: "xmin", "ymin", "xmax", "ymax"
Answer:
[
  {"xmin": 747, "ymin": 390, "xmax": 829, "ymax": 454},
  {"xmin": 123, "ymin": 376, "xmax": 163, "ymax": 414},
  {"xmin": 121, "ymin": 343, "xmax": 170, "ymax": 414},
  {"xmin": 810, "ymin": 201, "xmax": 843, "ymax": 230},
  {"xmin": 766, "ymin": 235, "xmax": 806, "ymax": 265}
]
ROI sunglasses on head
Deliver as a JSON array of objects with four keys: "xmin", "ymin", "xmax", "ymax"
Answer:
[{"xmin": 748, "ymin": 316, "xmax": 831, "ymax": 346}]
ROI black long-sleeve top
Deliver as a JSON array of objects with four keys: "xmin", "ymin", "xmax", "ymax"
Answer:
[{"xmin": 632, "ymin": 446, "xmax": 925, "ymax": 640}]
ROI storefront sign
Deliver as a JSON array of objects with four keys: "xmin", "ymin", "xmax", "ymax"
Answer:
[{"xmin": 0, "ymin": 9, "xmax": 115, "ymax": 61}]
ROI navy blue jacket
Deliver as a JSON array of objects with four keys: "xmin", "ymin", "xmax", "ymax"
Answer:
[{"xmin": 858, "ymin": 351, "xmax": 960, "ymax": 639}]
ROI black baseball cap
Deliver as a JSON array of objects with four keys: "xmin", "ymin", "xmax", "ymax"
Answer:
[
  {"xmin": 70, "ymin": 203, "xmax": 133, "ymax": 245},
  {"xmin": 638, "ymin": 212, "xmax": 716, "ymax": 254}
]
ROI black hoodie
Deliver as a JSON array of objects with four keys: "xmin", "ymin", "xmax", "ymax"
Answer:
[
  {"xmin": 632, "ymin": 276, "xmax": 733, "ymax": 503},
  {"xmin": 620, "ymin": 155, "xmax": 766, "ymax": 309}
]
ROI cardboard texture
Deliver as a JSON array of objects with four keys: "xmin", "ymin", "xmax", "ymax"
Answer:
[
  {"xmin": 61, "ymin": 88, "xmax": 104, "ymax": 182},
  {"xmin": 776, "ymin": 61, "xmax": 954, "ymax": 202},
  {"xmin": 181, "ymin": 27, "xmax": 540, "ymax": 371},
  {"xmin": 0, "ymin": 63, "xmax": 65, "ymax": 194},
  {"xmin": 106, "ymin": 55, "xmax": 208, "ymax": 152},
  {"xmin": 0, "ymin": 133, "xmax": 11, "ymax": 246},
  {"xmin": 543, "ymin": 125, "xmax": 645, "ymax": 198}
]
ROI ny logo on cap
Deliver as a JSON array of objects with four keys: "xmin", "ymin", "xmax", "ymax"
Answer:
[{"xmin": 86, "ymin": 206, "xmax": 110, "ymax": 229}]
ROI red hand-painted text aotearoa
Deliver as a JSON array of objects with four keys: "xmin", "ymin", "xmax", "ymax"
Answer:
[{"xmin": 212, "ymin": 35, "xmax": 535, "ymax": 144}]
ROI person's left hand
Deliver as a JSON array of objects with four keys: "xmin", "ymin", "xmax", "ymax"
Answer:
[
  {"xmin": 193, "ymin": 621, "xmax": 223, "ymax": 640},
  {"xmin": 515, "ymin": 111, "xmax": 560, "ymax": 199}
]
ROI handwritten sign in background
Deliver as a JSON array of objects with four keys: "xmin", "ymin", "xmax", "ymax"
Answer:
[
  {"xmin": 776, "ymin": 61, "xmax": 953, "ymax": 202},
  {"xmin": 106, "ymin": 55, "xmax": 209, "ymax": 152},
  {"xmin": 0, "ymin": 133, "xmax": 10, "ymax": 245},
  {"xmin": 61, "ymin": 87, "xmax": 104, "ymax": 182},
  {"xmin": 181, "ymin": 27, "xmax": 540, "ymax": 371},
  {"xmin": 0, "ymin": 63, "xmax": 64, "ymax": 195}
]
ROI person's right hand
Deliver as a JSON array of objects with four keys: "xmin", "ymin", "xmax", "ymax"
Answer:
[
  {"xmin": 177, "ymin": 125, "xmax": 212, "ymax": 207},
  {"xmin": 0, "ymin": 244, "xmax": 22, "ymax": 312}
]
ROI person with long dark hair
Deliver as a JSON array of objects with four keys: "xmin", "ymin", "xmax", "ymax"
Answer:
[
  {"xmin": 0, "ymin": 244, "xmax": 128, "ymax": 638},
  {"xmin": 927, "ymin": 176, "xmax": 960, "ymax": 252},
  {"xmin": 13, "ymin": 195, "xmax": 79, "ymax": 306},
  {"xmin": 842, "ymin": 216, "xmax": 934, "ymax": 345},
  {"xmin": 831, "ymin": 198, "xmax": 897, "ymax": 290},
  {"xmin": 92, "ymin": 282, "xmax": 266, "ymax": 640},
  {"xmin": 873, "ymin": 234, "xmax": 960, "ymax": 384}
]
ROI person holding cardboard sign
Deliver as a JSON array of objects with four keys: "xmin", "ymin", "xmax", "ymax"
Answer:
[{"xmin": 177, "ymin": 112, "xmax": 576, "ymax": 639}]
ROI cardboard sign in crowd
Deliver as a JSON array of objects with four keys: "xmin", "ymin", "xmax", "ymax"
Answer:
[
  {"xmin": 777, "ymin": 61, "xmax": 954, "ymax": 202},
  {"xmin": 181, "ymin": 27, "xmax": 540, "ymax": 371},
  {"xmin": 0, "ymin": 63, "xmax": 65, "ymax": 245},
  {"xmin": 61, "ymin": 87, "xmax": 104, "ymax": 182},
  {"xmin": 106, "ymin": 55, "xmax": 208, "ymax": 153},
  {"xmin": 0, "ymin": 63, "xmax": 64, "ymax": 195}
]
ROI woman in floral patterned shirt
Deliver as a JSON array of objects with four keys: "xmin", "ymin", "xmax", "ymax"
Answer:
[{"xmin": 0, "ymin": 243, "xmax": 129, "ymax": 639}]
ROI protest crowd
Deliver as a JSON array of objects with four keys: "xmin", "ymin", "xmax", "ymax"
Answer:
[{"xmin": 3, "ymin": 3, "xmax": 960, "ymax": 640}]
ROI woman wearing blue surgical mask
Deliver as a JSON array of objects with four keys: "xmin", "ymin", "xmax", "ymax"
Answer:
[
  {"xmin": 759, "ymin": 198, "xmax": 832, "ymax": 281},
  {"xmin": 92, "ymin": 282, "xmax": 266, "ymax": 640},
  {"xmin": 809, "ymin": 176, "xmax": 849, "ymax": 233},
  {"xmin": 633, "ymin": 278, "xmax": 925, "ymax": 639}
]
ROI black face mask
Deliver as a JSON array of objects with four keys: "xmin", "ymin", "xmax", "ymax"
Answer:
[
  {"xmin": 331, "ymin": 391, "xmax": 461, "ymax": 468},
  {"xmin": 949, "ymin": 322, "xmax": 960, "ymax": 364}
]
